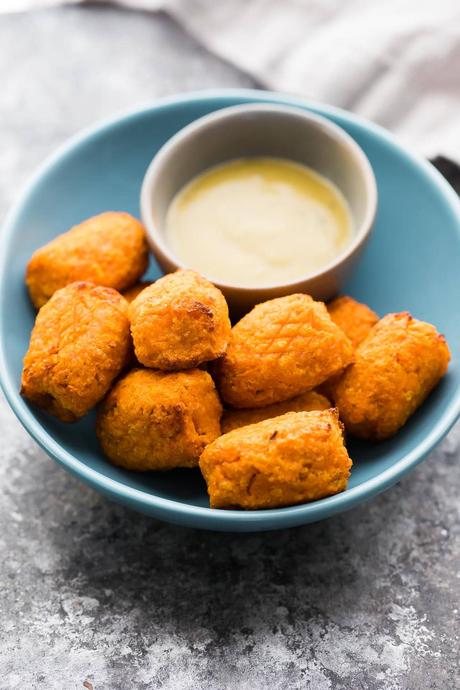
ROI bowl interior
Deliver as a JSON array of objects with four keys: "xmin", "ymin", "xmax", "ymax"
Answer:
[
  {"xmin": 144, "ymin": 104, "xmax": 373, "ymax": 250},
  {"xmin": 1, "ymin": 91, "xmax": 460, "ymax": 531}
]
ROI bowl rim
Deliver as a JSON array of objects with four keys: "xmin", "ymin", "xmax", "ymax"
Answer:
[
  {"xmin": 140, "ymin": 102, "xmax": 378, "ymax": 292},
  {"xmin": 1, "ymin": 88, "xmax": 460, "ymax": 529}
]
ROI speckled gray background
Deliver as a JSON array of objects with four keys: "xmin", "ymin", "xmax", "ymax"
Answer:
[{"xmin": 1, "ymin": 5, "xmax": 459, "ymax": 690}]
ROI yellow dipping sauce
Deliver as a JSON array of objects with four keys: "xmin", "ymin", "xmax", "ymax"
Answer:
[{"xmin": 165, "ymin": 157, "xmax": 352, "ymax": 286}]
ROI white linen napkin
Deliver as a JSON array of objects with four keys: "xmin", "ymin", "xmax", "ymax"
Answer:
[{"xmin": 3, "ymin": 0, "xmax": 460, "ymax": 161}]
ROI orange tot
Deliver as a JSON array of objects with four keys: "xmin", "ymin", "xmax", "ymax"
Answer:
[
  {"xmin": 200, "ymin": 409, "xmax": 352, "ymax": 509},
  {"xmin": 97, "ymin": 368, "xmax": 222, "ymax": 471},
  {"xmin": 122, "ymin": 281, "xmax": 152, "ymax": 303},
  {"xmin": 333, "ymin": 312, "xmax": 450, "ymax": 440},
  {"xmin": 327, "ymin": 295, "xmax": 378, "ymax": 348},
  {"xmin": 214, "ymin": 293, "xmax": 354, "ymax": 408},
  {"xmin": 221, "ymin": 390, "xmax": 331, "ymax": 433},
  {"xmin": 26, "ymin": 212, "xmax": 149, "ymax": 308},
  {"xmin": 129, "ymin": 269, "xmax": 231, "ymax": 370},
  {"xmin": 21, "ymin": 282, "xmax": 131, "ymax": 422},
  {"xmin": 320, "ymin": 295, "xmax": 378, "ymax": 397}
]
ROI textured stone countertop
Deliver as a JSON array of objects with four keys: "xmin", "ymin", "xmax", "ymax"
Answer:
[{"xmin": 1, "ymin": 6, "xmax": 459, "ymax": 690}]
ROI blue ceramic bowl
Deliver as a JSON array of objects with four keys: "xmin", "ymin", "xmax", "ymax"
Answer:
[{"xmin": 1, "ymin": 90, "xmax": 459, "ymax": 532}]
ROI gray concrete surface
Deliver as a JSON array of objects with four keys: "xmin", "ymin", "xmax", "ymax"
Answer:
[{"xmin": 0, "ymin": 5, "xmax": 459, "ymax": 690}]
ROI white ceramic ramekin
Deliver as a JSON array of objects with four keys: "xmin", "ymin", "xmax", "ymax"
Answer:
[{"xmin": 141, "ymin": 103, "xmax": 377, "ymax": 312}]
